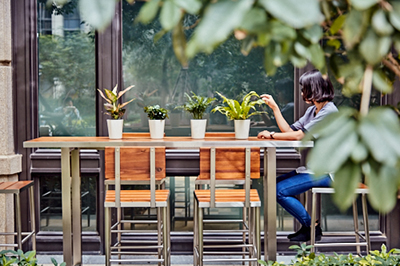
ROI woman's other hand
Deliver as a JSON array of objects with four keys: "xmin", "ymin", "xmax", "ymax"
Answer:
[
  {"xmin": 257, "ymin": 130, "xmax": 271, "ymax": 139},
  {"xmin": 260, "ymin": 94, "xmax": 279, "ymax": 111}
]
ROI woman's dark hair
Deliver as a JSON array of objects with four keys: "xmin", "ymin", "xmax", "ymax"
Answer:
[{"xmin": 299, "ymin": 69, "xmax": 334, "ymax": 103}]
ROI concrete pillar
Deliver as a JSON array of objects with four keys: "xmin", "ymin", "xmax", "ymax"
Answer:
[{"xmin": 0, "ymin": 0, "xmax": 22, "ymax": 248}]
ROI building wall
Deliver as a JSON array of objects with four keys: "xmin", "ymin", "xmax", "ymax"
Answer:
[{"xmin": 0, "ymin": 0, "xmax": 22, "ymax": 246}]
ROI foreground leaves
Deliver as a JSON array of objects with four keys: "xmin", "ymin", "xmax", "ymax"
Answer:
[{"xmin": 306, "ymin": 107, "xmax": 400, "ymax": 213}]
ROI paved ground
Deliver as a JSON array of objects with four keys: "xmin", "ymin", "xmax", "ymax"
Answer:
[{"xmin": 37, "ymin": 254, "xmax": 295, "ymax": 265}]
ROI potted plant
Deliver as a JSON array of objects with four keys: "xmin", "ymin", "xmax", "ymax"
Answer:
[
  {"xmin": 212, "ymin": 91, "xmax": 265, "ymax": 139},
  {"xmin": 176, "ymin": 92, "xmax": 216, "ymax": 139},
  {"xmin": 97, "ymin": 84, "xmax": 135, "ymax": 139},
  {"xmin": 144, "ymin": 105, "xmax": 169, "ymax": 139}
]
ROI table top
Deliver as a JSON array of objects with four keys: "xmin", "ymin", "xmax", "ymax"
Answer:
[{"xmin": 23, "ymin": 136, "xmax": 313, "ymax": 149}]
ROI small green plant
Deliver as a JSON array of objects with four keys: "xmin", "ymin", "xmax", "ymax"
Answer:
[
  {"xmin": 176, "ymin": 92, "xmax": 216, "ymax": 119},
  {"xmin": 258, "ymin": 244, "xmax": 400, "ymax": 266},
  {"xmin": 212, "ymin": 91, "xmax": 266, "ymax": 120},
  {"xmin": 0, "ymin": 250, "xmax": 66, "ymax": 266},
  {"xmin": 289, "ymin": 243, "xmax": 314, "ymax": 259},
  {"xmin": 144, "ymin": 105, "xmax": 169, "ymax": 120},
  {"xmin": 97, "ymin": 84, "xmax": 135, "ymax": 119}
]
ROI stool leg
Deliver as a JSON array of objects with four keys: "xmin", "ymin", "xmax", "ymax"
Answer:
[
  {"xmin": 117, "ymin": 207, "xmax": 122, "ymax": 261},
  {"xmin": 198, "ymin": 205, "xmax": 204, "ymax": 266},
  {"xmin": 242, "ymin": 206, "xmax": 247, "ymax": 264},
  {"xmin": 157, "ymin": 207, "xmax": 162, "ymax": 266},
  {"xmin": 162, "ymin": 206, "xmax": 168, "ymax": 266},
  {"xmin": 255, "ymin": 207, "xmax": 261, "ymax": 266},
  {"xmin": 362, "ymin": 193, "xmax": 370, "ymax": 253},
  {"xmin": 310, "ymin": 191, "xmax": 317, "ymax": 253},
  {"xmin": 193, "ymin": 197, "xmax": 198, "ymax": 266},
  {"xmin": 352, "ymin": 200, "xmax": 361, "ymax": 255},
  {"xmin": 167, "ymin": 200, "xmax": 171, "ymax": 266},
  {"xmin": 15, "ymin": 193, "xmax": 22, "ymax": 251},
  {"xmin": 105, "ymin": 207, "xmax": 111, "ymax": 266},
  {"xmin": 29, "ymin": 185, "xmax": 36, "ymax": 252}
]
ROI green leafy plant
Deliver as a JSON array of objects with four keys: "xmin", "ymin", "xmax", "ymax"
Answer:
[
  {"xmin": 0, "ymin": 250, "xmax": 66, "ymax": 266},
  {"xmin": 258, "ymin": 244, "xmax": 400, "ymax": 266},
  {"xmin": 212, "ymin": 91, "xmax": 266, "ymax": 120},
  {"xmin": 97, "ymin": 84, "xmax": 135, "ymax": 119},
  {"xmin": 177, "ymin": 92, "xmax": 216, "ymax": 119},
  {"xmin": 144, "ymin": 104, "xmax": 169, "ymax": 120}
]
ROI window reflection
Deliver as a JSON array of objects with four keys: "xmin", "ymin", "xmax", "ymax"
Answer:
[
  {"xmin": 38, "ymin": 4, "xmax": 95, "ymax": 137},
  {"xmin": 122, "ymin": 2, "xmax": 294, "ymax": 136}
]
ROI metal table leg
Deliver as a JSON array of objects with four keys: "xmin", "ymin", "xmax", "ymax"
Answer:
[
  {"xmin": 61, "ymin": 148, "xmax": 73, "ymax": 266},
  {"xmin": 71, "ymin": 149, "xmax": 82, "ymax": 265},
  {"xmin": 263, "ymin": 147, "xmax": 276, "ymax": 261}
]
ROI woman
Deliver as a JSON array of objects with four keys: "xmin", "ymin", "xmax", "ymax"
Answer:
[{"xmin": 257, "ymin": 69, "xmax": 338, "ymax": 242}]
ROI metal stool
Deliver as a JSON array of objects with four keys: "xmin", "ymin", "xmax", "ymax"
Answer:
[
  {"xmin": 310, "ymin": 187, "xmax": 370, "ymax": 254},
  {"xmin": 0, "ymin": 181, "xmax": 36, "ymax": 251}
]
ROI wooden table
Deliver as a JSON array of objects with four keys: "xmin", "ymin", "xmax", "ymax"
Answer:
[{"xmin": 24, "ymin": 136, "xmax": 313, "ymax": 265}]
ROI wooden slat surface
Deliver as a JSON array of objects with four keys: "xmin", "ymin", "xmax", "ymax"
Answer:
[
  {"xmin": 198, "ymin": 147, "xmax": 260, "ymax": 180},
  {"xmin": 194, "ymin": 189, "xmax": 260, "ymax": 203},
  {"xmin": 122, "ymin": 133, "xmax": 151, "ymax": 138},
  {"xmin": 0, "ymin": 181, "xmax": 33, "ymax": 191},
  {"xmin": 105, "ymin": 190, "xmax": 169, "ymax": 203},
  {"xmin": 204, "ymin": 132, "xmax": 235, "ymax": 138},
  {"xmin": 105, "ymin": 147, "xmax": 166, "ymax": 181}
]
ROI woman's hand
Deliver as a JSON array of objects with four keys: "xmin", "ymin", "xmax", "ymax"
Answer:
[
  {"xmin": 257, "ymin": 130, "xmax": 271, "ymax": 139},
  {"xmin": 260, "ymin": 94, "xmax": 279, "ymax": 111}
]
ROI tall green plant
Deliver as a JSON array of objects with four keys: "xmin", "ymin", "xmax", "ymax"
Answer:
[
  {"xmin": 177, "ymin": 92, "xmax": 216, "ymax": 119},
  {"xmin": 97, "ymin": 84, "xmax": 135, "ymax": 119},
  {"xmin": 212, "ymin": 91, "xmax": 266, "ymax": 120}
]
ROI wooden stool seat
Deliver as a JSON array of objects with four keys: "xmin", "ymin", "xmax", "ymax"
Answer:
[
  {"xmin": 105, "ymin": 190, "xmax": 169, "ymax": 207},
  {"xmin": 194, "ymin": 189, "xmax": 261, "ymax": 207},
  {"xmin": 0, "ymin": 181, "xmax": 33, "ymax": 193},
  {"xmin": 0, "ymin": 181, "xmax": 36, "ymax": 251}
]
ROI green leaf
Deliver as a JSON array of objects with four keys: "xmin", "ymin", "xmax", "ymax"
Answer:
[
  {"xmin": 302, "ymin": 24, "xmax": 323, "ymax": 44},
  {"xmin": 372, "ymin": 69, "xmax": 393, "ymax": 94},
  {"xmin": 390, "ymin": 2, "xmax": 400, "ymax": 31},
  {"xmin": 332, "ymin": 160, "xmax": 362, "ymax": 211},
  {"xmin": 264, "ymin": 44, "xmax": 278, "ymax": 75},
  {"xmin": 351, "ymin": 142, "xmax": 369, "ymax": 163},
  {"xmin": 270, "ymin": 20, "xmax": 297, "ymax": 42},
  {"xmin": 137, "ymin": 0, "xmax": 161, "ymax": 24},
  {"xmin": 343, "ymin": 10, "xmax": 369, "ymax": 48},
  {"xmin": 372, "ymin": 9, "xmax": 394, "ymax": 36},
  {"xmin": 258, "ymin": 0, "xmax": 323, "ymax": 28},
  {"xmin": 359, "ymin": 29, "xmax": 390, "ymax": 65},
  {"xmin": 160, "ymin": 0, "xmax": 182, "ymax": 31},
  {"xmin": 307, "ymin": 118, "xmax": 358, "ymax": 176},
  {"xmin": 294, "ymin": 42, "xmax": 311, "ymax": 60},
  {"xmin": 327, "ymin": 39, "xmax": 341, "ymax": 50},
  {"xmin": 366, "ymin": 163, "xmax": 399, "ymax": 213},
  {"xmin": 330, "ymin": 14, "xmax": 346, "ymax": 35},
  {"xmin": 172, "ymin": 0, "xmax": 201, "ymax": 14},
  {"xmin": 241, "ymin": 7, "xmax": 268, "ymax": 33},
  {"xmin": 289, "ymin": 54, "xmax": 307, "ymax": 68},
  {"xmin": 78, "ymin": 0, "xmax": 116, "ymax": 32},
  {"xmin": 350, "ymin": 0, "xmax": 379, "ymax": 10},
  {"xmin": 359, "ymin": 107, "xmax": 400, "ymax": 166},
  {"xmin": 309, "ymin": 43, "xmax": 325, "ymax": 70},
  {"xmin": 186, "ymin": 0, "xmax": 254, "ymax": 57}
]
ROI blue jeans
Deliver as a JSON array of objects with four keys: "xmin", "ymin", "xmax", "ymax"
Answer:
[{"xmin": 276, "ymin": 170, "xmax": 331, "ymax": 227}]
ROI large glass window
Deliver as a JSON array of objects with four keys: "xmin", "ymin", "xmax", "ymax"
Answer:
[
  {"xmin": 37, "ymin": 4, "xmax": 96, "ymax": 137},
  {"xmin": 122, "ymin": 2, "xmax": 294, "ymax": 136}
]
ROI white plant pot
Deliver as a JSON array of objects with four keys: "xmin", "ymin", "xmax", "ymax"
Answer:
[
  {"xmin": 190, "ymin": 119, "xmax": 207, "ymax": 139},
  {"xmin": 234, "ymin": 119, "xmax": 250, "ymax": 139},
  {"xmin": 107, "ymin": 119, "xmax": 124, "ymax": 139},
  {"xmin": 148, "ymin": 119, "xmax": 165, "ymax": 139}
]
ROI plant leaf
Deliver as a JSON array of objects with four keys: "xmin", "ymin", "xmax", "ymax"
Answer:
[
  {"xmin": 258, "ymin": 0, "xmax": 323, "ymax": 28},
  {"xmin": 160, "ymin": 0, "xmax": 182, "ymax": 31},
  {"xmin": 350, "ymin": 0, "xmax": 379, "ymax": 10},
  {"xmin": 137, "ymin": 0, "xmax": 161, "ymax": 24},
  {"xmin": 78, "ymin": 0, "xmax": 116, "ymax": 32}
]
